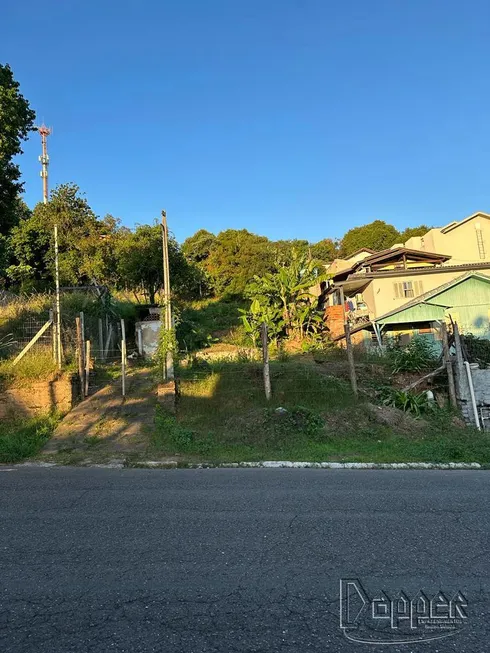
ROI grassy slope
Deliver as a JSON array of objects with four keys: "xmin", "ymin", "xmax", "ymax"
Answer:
[{"xmin": 149, "ymin": 358, "xmax": 490, "ymax": 464}]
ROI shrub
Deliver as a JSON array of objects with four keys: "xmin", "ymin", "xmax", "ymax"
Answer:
[
  {"xmin": 462, "ymin": 334, "xmax": 490, "ymax": 368},
  {"xmin": 379, "ymin": 386, "xmax": 434, "ymax": 418},
  {"xmin": 387, "ymin": 336, "xmax": 439, "ymax": 374}
]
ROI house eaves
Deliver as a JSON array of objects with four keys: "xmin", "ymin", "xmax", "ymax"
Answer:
[{"xmin": 346, "ymin": 261, "xmax": 490, "ymax": 281}]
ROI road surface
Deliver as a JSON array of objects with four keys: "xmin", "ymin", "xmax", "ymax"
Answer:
[{"xmin": 0, "ymin": 467, "xmax": 489, "ymax": 652}]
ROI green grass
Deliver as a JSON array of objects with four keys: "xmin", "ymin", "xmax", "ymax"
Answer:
[
  {"xmin": 0, "ymin": 414, "xmax": 59, "ymax": 463},
  {"xmin": 147, "ymin": 358, "xmax": 490, "ymax": 465},
  {"xmin": 0, "ymin": 351, "xmax": 59, "ymax": 390}
]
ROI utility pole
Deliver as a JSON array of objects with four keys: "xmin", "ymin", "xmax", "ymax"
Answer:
[
  {"xmin": 36, "ymin": 124, "xmax": 61, "ymax": 367},
  {"xmin": 161, "ymin": 210, "xmax": 174, "ymax": 381}
]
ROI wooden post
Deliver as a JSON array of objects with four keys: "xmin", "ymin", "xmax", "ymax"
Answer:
[
  {"xmin": 49, "ymin": 309, "xmax": 56, "ymax": 362},
  {"xmin": 98, "ymin": 318, "xmax": 104, "ymax": 361},
  {"xmin": 75, "ymin": 317, "xmax": 84, "ymax": 397},
  {"xmin": 261, "ymin": 322, "xmax": 272, "ymax": 401},
  {"xmin": 121, "ymin": 319, "xmax": 126, "ymax": 397},
  {"xmin": 161, "ymin": 210, "xmax": 174, "ymax": 381},
  {"xmin": 80, "ymin": 311, "xmax": 86, "ymax": 379},
  {"xmin": 53, "ymin": 225, "xmax": 62, "ymax": 369},
  {"xmin": 345, "ymin": 321, "xmax": 358, "ymax": 398},
  {"xmin": 441, "ymin": 322, "xmax": 457, "ymax": 408},
  {"xmin": 84, "ymin": 340, "xmax": 91, "ymax": 397},
  {"xmin": 104, "ymin": 324, "xmax": 113, "ymax": 360}
]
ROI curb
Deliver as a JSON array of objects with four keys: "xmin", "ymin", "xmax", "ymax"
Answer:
[
  {"xmin": 127, "ymin": 460, "xmax": 483, "ymax": 470},
  {"xmin": 13, "ymin": 460, "xmax": 484, "ymax": 470}
]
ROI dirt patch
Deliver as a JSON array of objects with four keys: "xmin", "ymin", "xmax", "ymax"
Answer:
[
  {"xmin": 41, "ymin": 367, "xmax": 157, "ymax": 459},
  {"xmin": 364, "ymin": 402, "xmax": 428, "ymax": 433}
]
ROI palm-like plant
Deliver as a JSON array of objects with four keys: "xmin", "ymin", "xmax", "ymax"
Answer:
[{"xmin": 244, "ymin": 250, "xmax": 328, "ymax": 342}]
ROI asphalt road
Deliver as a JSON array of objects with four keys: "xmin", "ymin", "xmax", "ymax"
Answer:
[{"xmin": 0, "ymin": 467, "xmax": 489, "ymax": 653}]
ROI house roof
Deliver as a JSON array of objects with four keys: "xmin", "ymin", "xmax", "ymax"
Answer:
[
  {"xmin": 344, "ymin": 247, "xmax": 376, "ymax": 260},
  {"xmin": 375, "ymin": 272, "xmax": 490, "ymax": 324},
  {"xmin": 329, "ymin": 246, "xmax": 451, "ymax": 281},
  {"xmin": 440, "ymin": 212, "xmax": 490, "ymax": 234},
  {"xmin": 331, "ymin": 271, "xmax": 490, "ymax": 341},
  {"xmin": 360, "ymin": 247, "xmax": 450, "ymax": 267}
]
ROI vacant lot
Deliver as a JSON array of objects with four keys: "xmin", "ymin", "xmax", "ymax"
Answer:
[{"xmin": 147, "ymin": 357, "xmax": 490, "ymax": 466}]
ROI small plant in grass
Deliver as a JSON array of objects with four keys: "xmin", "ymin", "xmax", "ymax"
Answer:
[
  {"xmin": 387, "ymin": 336, "xmax": 439, "ymax": 374},
  {"xmin": 83, "ymin": 435, "xmax": 103, "ymax": 447},
  {"xmin": 0, "ymin": 333, "xmax": 16, "ymax": 356},
  {"xmin": 153, "ymin": 406, "xmax": 195, "ymax": 450},
  {"xmin": 379, "ymin": 386, "xmax": 434, "ymax": 418}
]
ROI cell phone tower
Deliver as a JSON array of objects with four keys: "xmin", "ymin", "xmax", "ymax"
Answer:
[{"xmin": 36, "ymin": 124, "xmax": 51, "ymax": 204}]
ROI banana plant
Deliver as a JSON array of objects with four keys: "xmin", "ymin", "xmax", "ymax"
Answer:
[{"xmin": 239, "ymin": 299, "xmax": 284, "ymax": 347}]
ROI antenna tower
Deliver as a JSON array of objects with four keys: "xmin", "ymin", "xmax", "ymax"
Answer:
[{"xmin": 37, "ymin": 124, "xmax": 51, "ymax": 204}]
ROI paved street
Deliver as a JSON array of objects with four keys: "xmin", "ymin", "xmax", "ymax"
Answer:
[{"xmin": 0, "ymin": 467, "xmax": 489, "ymax": 652}]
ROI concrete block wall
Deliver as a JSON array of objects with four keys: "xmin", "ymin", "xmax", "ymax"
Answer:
[{"xmin": 0, "ymin": 375, "xmax": 79, "ymax": 419}]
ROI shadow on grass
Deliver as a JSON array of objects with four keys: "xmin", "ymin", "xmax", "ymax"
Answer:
[{"xmin": 148, "ymin": 354, "xmax": 490, "ymax": 465}]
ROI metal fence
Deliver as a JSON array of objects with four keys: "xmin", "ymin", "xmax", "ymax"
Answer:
[{"xmin": 0, "ymin": 312, "xmax": 53, "ymax": 361}]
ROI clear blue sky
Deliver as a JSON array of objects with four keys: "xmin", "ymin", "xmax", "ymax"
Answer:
[{"xmin": 4, "ymin": 0, "xmax": 490, "ymax": 243}]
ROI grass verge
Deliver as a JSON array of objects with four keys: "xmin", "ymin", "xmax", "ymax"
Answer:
[
  {"xmin": 0, "ymin": 414, "xmax": 60, "ymax": 463},
  {"xmin": 147, "ymin": 358, "xmax": 490, "ymax": 465}
]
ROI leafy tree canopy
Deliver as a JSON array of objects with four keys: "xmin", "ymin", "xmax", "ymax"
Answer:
[
  {"xmin": 182, "ymin": 229, "xmax": 216, "ymax": 263},
  {"xmin": 309, "ymin": 238, "xmax": 338, "ymax": 262},
  {"xmin": 204, "ymin": 229, "xmax": 276, "ymax": 296},
  {"xmin": 0, "ymin": 64, "xmax": 35, "ymax": 232},
  {"xmin": 339, "ymin": 220, "xmax": 400, "ymax": 257},
  {"xmin": 399, "ymin": 225, "xmax": 431, "ymax": 243},
  {"xmin": 115, "ymin": 223, "xmax": 200, "ymax": 304},
  {"xmin": 8, "ymin": 184, "xmax": 102, "ymax": 287}
]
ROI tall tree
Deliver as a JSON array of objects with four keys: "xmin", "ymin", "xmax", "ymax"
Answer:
[
  {"xmin": 0, "ymin": 64, "xmax": 35, "ymax": 232},
  {"xmin": 309, "ymin": 238, "xmax": 339, "ymax": 262},
  {"xmin": 204, "ymin": 229, "xmax": 276, "ymax": 296},
  {"xmin": 8, "ymin": 184, "xmax": 101, "ymax": 286},
  {"xmin": 182, "ymin": 229, "xmax": 216, "ymax": 263},
  {"xmin": 340, "ymin": 220, "xmax": 400, "ymax": 257},
  {"xmin": 115, "ymin": 223, "xmax": 200, "ymax": 303},
  {"xmin": 400, "ymin": 225, "xmax": 431, "ymax": 243}
]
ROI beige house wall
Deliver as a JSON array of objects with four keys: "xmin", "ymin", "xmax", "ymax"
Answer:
[
  {"xmin": 360, "ymin": 282, "xmax": 376, "ymax": 315},
  {"xmin": 405, "ymin": 215, "xmax": 490, "ymax": 264}
]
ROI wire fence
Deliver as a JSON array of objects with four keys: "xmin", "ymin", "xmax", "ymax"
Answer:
[{"xmin": 0, "ymin": 312, "xmax": 53, "ymax": 360}]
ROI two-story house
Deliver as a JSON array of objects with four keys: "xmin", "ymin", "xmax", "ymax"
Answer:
[{"xmin": 321, "ymin": 212, "xmax": 490, "ymax": 347}]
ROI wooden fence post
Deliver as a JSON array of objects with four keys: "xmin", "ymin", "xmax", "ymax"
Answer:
[
  {"xmin": 84, "ymin": 340, "xmax": 91, "ymax": 397},
  {"xmin": 104, "ymin": 324, "xmax": 113, "ymax": 360},
  {"xmin": 441, "ymin": 321, "xmax": 457, "ymax": 408},
  {"xmin": 261, "ymin": 322, "xmax": 272, "ymax": 401},
  {"xmin": 76, "ymin": 317, "xmax": 84, "ymax": 397},
  {"xmin": 345, "ymin": 321, "xmax": 358, "ymax": 398},
  {"xmin": 121, "ymin": 319, "xmax": 126, "ymax": 397},
  {"xmin": 98, "ymin": 318, "xmax": 104, "ymax": 361},
  {"xmin": 79, "ymin": 311, "xmax": 86, "ymax": 381},
  {"xmin": 49, "ymin": 309, "xmax": 56, "ymax": 362}
]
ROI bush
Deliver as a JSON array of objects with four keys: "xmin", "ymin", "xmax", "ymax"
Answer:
[
  {"xmin": 379, "ymin": 386, "xmax": 434, "ymax": 418},
  {"xmin": 387, "ymin": 336, "xmax": 439, "ymax": 374},
  {"xmin": 462, "ymin": 334, "xmax": 490, "ymax": 368}
]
